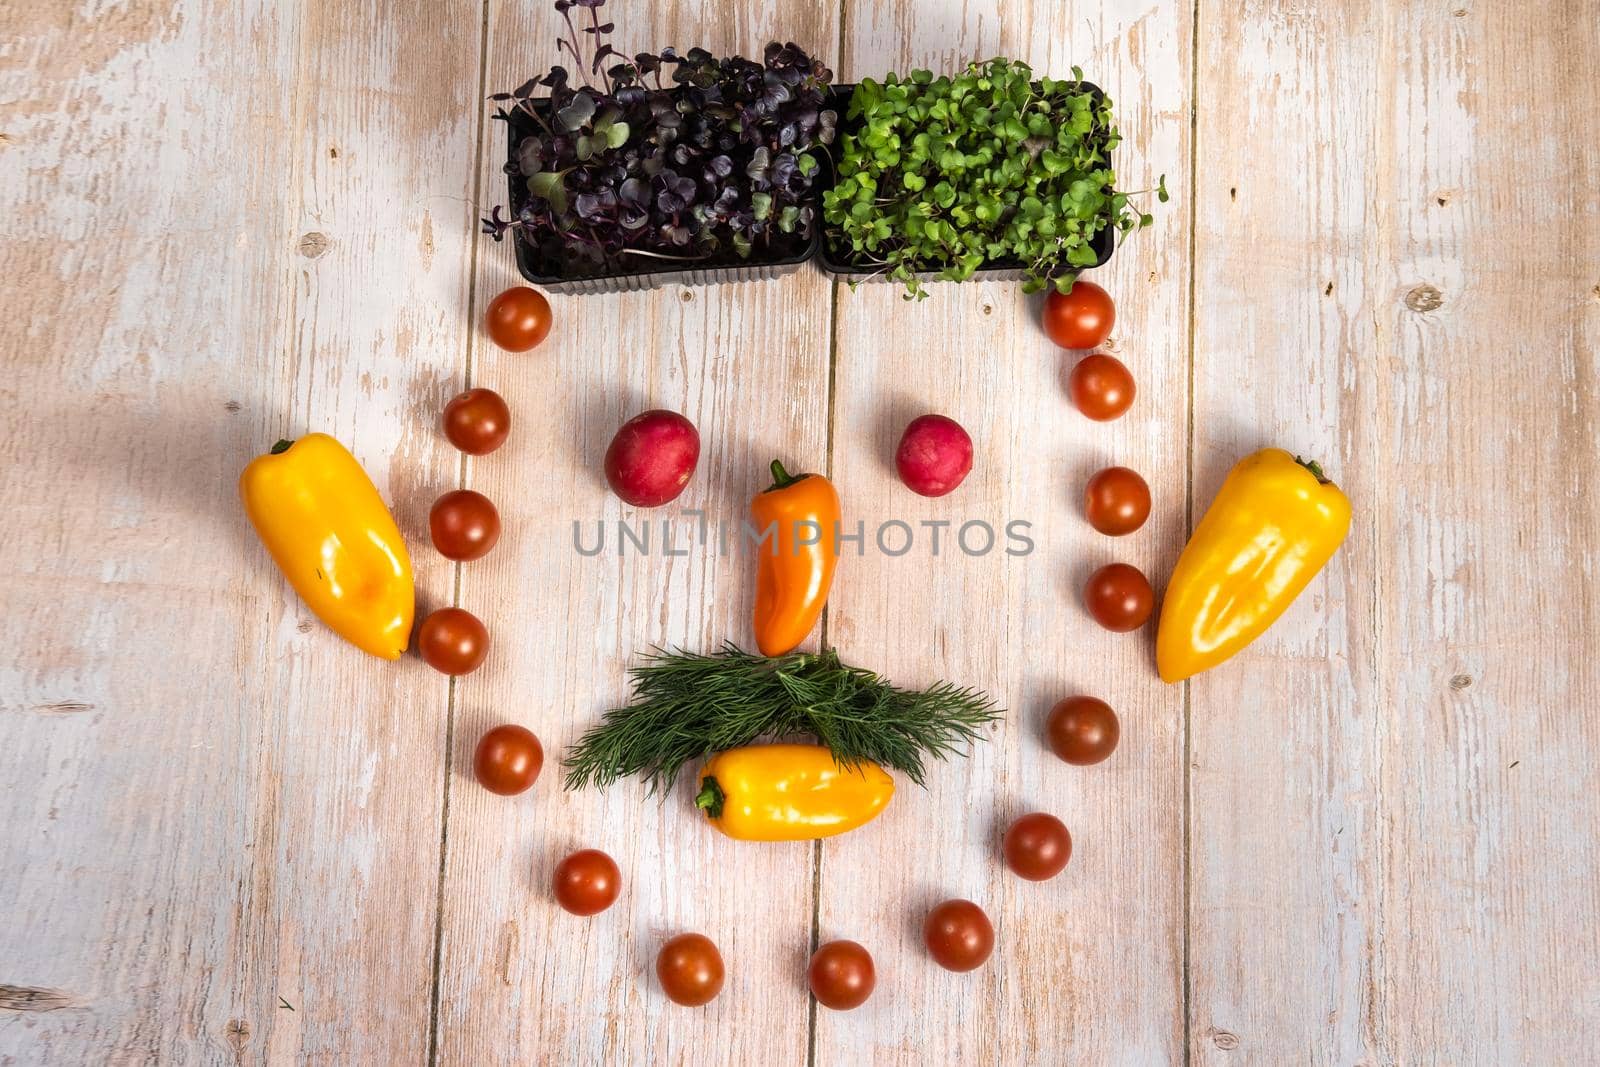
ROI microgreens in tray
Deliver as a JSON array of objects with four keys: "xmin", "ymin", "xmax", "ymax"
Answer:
[
  {"xmin": 483, "ymin": 0, "xmax": 836, "ymax": 278},
  {"xmin": 822, "ymin": 58, "xmax": 1168, "ymax": 298}
]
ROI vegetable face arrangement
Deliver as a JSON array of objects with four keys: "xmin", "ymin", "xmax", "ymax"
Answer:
[
  {"xmin": 232, "ymin": 22, "xmax": 1360, "ymax": 1022},
  {"xmin": 483, "ymin": 0, "xmax": 835, "ymax": 277},
  {"xmin": 823, "ymin": 61, "xmax": 1167, "ymax": 298}
]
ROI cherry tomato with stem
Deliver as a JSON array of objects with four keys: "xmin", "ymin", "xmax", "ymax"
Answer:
[
  {"xmin": 473, "ymin": 724, "xmax": 542, "ymax": 795},
  {"xmin": 442, "ymin": 388, "xmax": 511, "ymax": 456},
  {"xmin": 923, "ymin": 899, "xmax": 994, "ymax": 972},
  {"xmin": 1003, "ymin": 812, "xmax": 1073, "ymax": 881},
  {"xmin": 1043, "ymin": 279, "xmax": 1115, "ymax": 349},
  {"xmin": 1068, "ymin": 353, "xmax": 1136, "ymax": 421},
  {"xmin": 656, "ymin": 933, "xmax": 724, "ymax": 1007},
  {"xmin": 430, "ymin": 489, "xmax": 501, "ymax": 562},
  {"xmin": 1046, "ymin": 696, "xmax": 1120, "ymax": 766},
  {"xmin": 417, "ymin": 607, "xmax": 489, "ymax": 675},
  {"xmin": 807, "ymin": 940, "xmax": 876, "ymax": 1011},
  {"xmin": 485, "ymin": 286, "xmax": 552, "ymax": 352},
  {"xmin": 552, "ymin": 849, "xmax": 621, "ymax": 916},
  {"xmin": 1083, "ymin": 563, "xmax": 1155, "ymax": 632},
  {"xmin": 1084, "ymin": 466, "xmax": 1151, "ymax": 536}
]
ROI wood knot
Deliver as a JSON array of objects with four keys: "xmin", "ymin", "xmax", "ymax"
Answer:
[
  {"xmin": 225, "ymin": 1019, "xmax": 251, "ymax": 1051},
  {"xmin": 1404, "ymin": 284, "xmax": 1443, "ymax": 312},
  {"xmin": 297, "ymin": 620, "xmax": 315, "ymax": 634},
  {"xmin": 329, "ymin": 145, "xmax": 340, "ymax": 159},
  {"xmin": 1450, "ymin": 673, "xmax": 1473, "ymax": 690},
  {"xmin": 981, "ymin": 302, "xmax": 994, "ymax": 316},
  {"xmin": 1324, "ymin": 281, "xmax": 1334, "ymax": 296},
  {"xmin": 679, "ymin": 288, "xmax": 693, "ymax": 303},
  {"xmin": 0, "ymin": 984, "xmax": 76, "ymax": 1011},
  {"xmin": 224, "ymin": 400, "xmax": 242, "ymax": 413},
  {"xmin": 34, "ymin": 700, "xmax": 95, "ymax": 713},
  {"xmin": 1229, "ymin": 186, "xmax": 1237, "ymax": 201},
  {"xmin": 297, "ymin": 231, "xmax": 332, "ymax": 259},
  {"xmin": 1211, "ymin": 1029, "xmax": 1240, "ymax": 1051}
]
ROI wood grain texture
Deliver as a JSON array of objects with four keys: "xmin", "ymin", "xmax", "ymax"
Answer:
[
  {"xmin": 4, "ymin": 0, "xmax": 1599, "ymax": 1063},
  {"xmin": 0, "ymin": 0, "xmax": 481, "ymax": 1062},
  {"xmin": 1189, "ymin": 0, "xmax": 1600, "ymax": 1062},
  {"xmin": 814, "ymin": 2, "xmax": 1192, "ymax": 1063},
  {"xmin": 430, "ymin": 3, "xmax": 840, "ymax": 1065}
]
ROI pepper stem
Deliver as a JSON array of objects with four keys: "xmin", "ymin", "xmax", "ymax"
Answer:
[
  {"xmin": 694, "ymin": 776, "xmax": 725, "ymax": 820},
  {"xmin": 766, "ymin": 459, "xmax": 806, "ymax": 492},
  {"xmin": 1294, "ymin": 455, "xmax": 1331, "ymax": 484},
  {"xmin": 270, "ymin": 439, "xmax": 294, "ymax": 455}
]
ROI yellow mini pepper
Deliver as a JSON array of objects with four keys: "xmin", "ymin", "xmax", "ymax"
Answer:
[
  {"xmin": 1157, "ymin": 448, "xmax": 1351, "ymax": 683},
  {"xmin": 239, "ymin": 433, "xmax": 415, "ymax": 659},
  {"xmin": 694, "ymin": 744, "xmax": 894, "ymax": 841}
]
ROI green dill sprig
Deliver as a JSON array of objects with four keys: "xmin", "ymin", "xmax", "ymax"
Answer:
[{"xmin": 561, "ymin": 643, "xmax": 1003, "ymax": 792}]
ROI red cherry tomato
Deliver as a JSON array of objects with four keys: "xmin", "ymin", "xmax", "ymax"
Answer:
[
  {"xmin": 1068, "ymin": 353, "xmax": 1136, "ymax": 420},
  {"xmin": 1046, "ymin": 696, "xmax": 1120, "ymax": 765},
  {"xmin": 1083, "ymin": 563, "xmax": 1154, "ymax": 632},
  {"xmin": 1084, "ymin": 466, "xmax": 1151, "ymax": 536},
  {"xmin": 656, "ymin": 933, "xmax": 724, "ymax": 1006},
  {"xmin": 552, "ymin": 849, "xmax": 621, "ymax": 916},
  {"xmin": 430, "ymin": 489, "xmax": 501, "ymax": 562},
  {"xmin": 485, "ymin": 286, "xmax": 552, "ymax": 352},
  {"xmin": 473, "ymin": 724, "xmax": 542, "ymax": 795},
  {"xmin": 1043, "ymin": 279, "xmax": 1115, "ymax": 349},
  {"xmin": 1003, "ymin": 812, "xmax": 1073, "ymax": 881},
  {"xmin": 807, "ymin": 940, "xmax": 876, "ymax": 1011},
  {"xmin": 417, "ymin": 607, "xmax": 489, "ymax": 675},
  {"xmin": 923, "ymin": 899, "xmax": 994, "ymax": 972},
  {"xmin": 443, "ymin": 388, "xmax": 511, "ymax": 455}
]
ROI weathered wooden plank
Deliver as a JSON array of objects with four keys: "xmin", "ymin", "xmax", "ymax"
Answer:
[
  {"xmin": 1189, "ymin": 1, "xmax": 1600, "ymax": 1061},
  {"xmin": 813, "ymin": 2, "xmax": 1192, "ymax": 1063},
  {"xmin": 0, "ymin": 1, "xmax": 481, "ymax": 1061},
  {"xmin": 432, "ymin": 3, "xmax": 841, "ymax": 1064}
]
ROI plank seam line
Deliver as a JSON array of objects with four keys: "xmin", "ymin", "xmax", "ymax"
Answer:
[
  {"xmin": 426, "ymin": 3, "xmax": 493, "ymax": 1063},
  {"xmin": 807, "ymin": 11, "xmax": 848, "ymax": 1062},
  {"xmin": 1181, "ymin": 0, "xmax": 1202, "ymax": 1062}
]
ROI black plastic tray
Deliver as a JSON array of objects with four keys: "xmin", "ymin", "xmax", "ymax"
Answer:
[
  {"xmin": 815, "ymin": 81, "xmax": 1116, "ymax": 284},
  {"xmin": 502, "ymin": 77, "xmax": 1120, "ymax": 292},
  {"xmin": 504, "ymin": 101, "xmax": 820, "ymax": 294}
]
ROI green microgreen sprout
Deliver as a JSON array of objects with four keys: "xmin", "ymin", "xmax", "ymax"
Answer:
[{"xmin": 821, "ymin": 58, "xmax": 1167, "ymax": 299}]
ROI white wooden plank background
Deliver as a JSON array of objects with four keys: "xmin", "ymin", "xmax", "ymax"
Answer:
[{"xmin": 1, "ymin": 1, "xmax": 1596, "ymax": 1064}]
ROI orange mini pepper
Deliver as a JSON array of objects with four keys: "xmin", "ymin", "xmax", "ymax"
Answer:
[{"xmin": 751, "ymin": 459, "xmax": 840, "ymax": 657}]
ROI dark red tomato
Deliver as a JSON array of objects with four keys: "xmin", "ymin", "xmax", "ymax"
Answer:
[
  {"xmin": 923, "ymin": 899, "xmax": 994, "ymax": 972},
  {"xmin": 485, "ymin": 286, "xmax": 552, "ymax": 352},
  {"xmin": 807, "ymin": 940, "xmax": 875, "ymax": 1011},
  {"xmin": 1046, "ymin": 696, "xmax": 1120, "ymax": 766},
  {"xmin": 417, "ymin": 607, "xmax": 489, "ymax": 675},
  {"xmin": 473, "ymin": 724, "xmax": 542, "ymax": 795},
  {"xmin": 442, "ymin": 388, "xmax": 511, "ymax": 455},
  {"xmin": 1084, "ymin": 466, "xmax": 1151, "ymax": 536},
  {"xmin": 552, "ymin": 849, "xmax": 621, "ymax": 916},
  {"xmin": 1003, "ymin": 813, "xmax": 1073, "ymax": 881},
  {"xmin": 430, "ymin": 489, "xmax": 501, "ymax": 562},
  {"xmin": 1068, "ymin": 353, "xmax": 1136, "ymax": 421},
  {"xmin": 1083, "ymin": 563, "xmax": 1154, "ymax": 632},
  {"xmin": 1043, "ymin": 280, "xmax": 1115, "ymax": 349},
  {"xmin": 656, "ymin": 933, "xmax": 724, "ymax": 1006}
]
